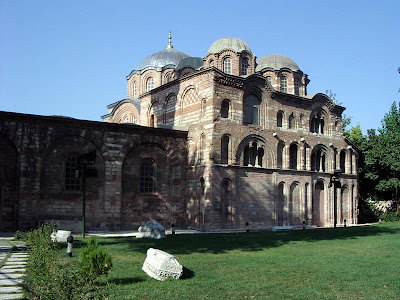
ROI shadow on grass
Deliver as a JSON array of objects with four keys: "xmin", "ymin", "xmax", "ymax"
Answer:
[
  {"xmin": 109, "ymin": 277, "xmax": 145, "ymax": 285},
  {"xmin": 72, "ymin": 223, "xmax": 400, "ymax": 255},
  {"xmin": 180, "ymin": 266, "xmax": 195, "ymax": 280}
]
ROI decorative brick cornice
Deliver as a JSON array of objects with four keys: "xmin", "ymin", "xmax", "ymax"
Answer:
[
  {"xmin": 0, "ymin": 111, "xmax": 188, "ymax": 138},
  {"xmin": 214, "ymin": 75, "xmax": 244, "ymax": 88}
]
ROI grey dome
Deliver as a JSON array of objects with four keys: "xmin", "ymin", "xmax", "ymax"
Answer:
[
  {"xmin": 175, "ymin": 57, "xmax": 203, "ymax": 71},
  {"xmin": 207, "ymin": 37, "xmax": 252, "ymax": 54},
  {"xmin": 137, "ymin": 48, "xmax": 191, "ymax": 71},
  {"xmin": 256, "ymin": 54, "xmax": 300, "ymax": 72}
]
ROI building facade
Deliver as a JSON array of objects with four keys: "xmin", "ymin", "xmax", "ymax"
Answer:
[{"xmin": 0, "ymin": 35, "xmax": 359, "ymax": 232}]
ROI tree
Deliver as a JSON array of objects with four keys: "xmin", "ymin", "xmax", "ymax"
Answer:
[
  {"xmin": 364, "ymin": 102, "xmax": 400, "ymax": 211},
  {"xmin": 325, "ymin": 90, "xmax": 353, "ymax": 134},
  {"xmin": 346, "ymin": 124, "xmax": 364, "ymax": 146}
]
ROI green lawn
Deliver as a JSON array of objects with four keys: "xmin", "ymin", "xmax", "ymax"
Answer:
[{"xmin": 66, "ymin": 223, "xmax": 400, "ymax": 300}]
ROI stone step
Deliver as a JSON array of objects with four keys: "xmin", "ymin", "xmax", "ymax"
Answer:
[
  {"xmin": 3, "ymin": 262, "xmax": 27, "ymax": 266},
  {"xmin": 0, "ymin": 293, "xmax": 25, "ymax": 299},
  {"xmin": 0, "ymin": 269, "xmax": 25, "ymax": 274},
  {"xmin": 0, "ymin": 279, "xmax": 23, "ymax": 286},
  {"xmin": 6, "ymin": 259, "xmax": 27, "ymax": 262},
  {"xmin": 0, "ymin": 265, "xmax": 26, "ymax": 269},
  {"xmin": 0, "ymin": 286, "xmax": 23, "ymax": 295},
  {"xmin": 0, "ymin": 274, "xmax": 24, "ymax": 280}
]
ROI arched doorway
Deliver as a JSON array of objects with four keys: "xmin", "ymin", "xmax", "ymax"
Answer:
[
  {"xmin": 0, "ymin": 135, "xmax": 18, "ymax": 231},
  {"xmin": 341, "ymin": 185, "xmax": 349, "ymax": 224},
  {"xmin": 220, "ymin": 179, "xmax": 232, "ymax": 228},
  {"xmin": 290, "ymin": 183, "xmax": 301, "ymax": 225},
  {"xmin": 314, "ymin": 180, "xmax": 325, "ymax": 227},
  {"xmin": 277, "ymin": 182, "xmax": 285, "ymax": 225}
]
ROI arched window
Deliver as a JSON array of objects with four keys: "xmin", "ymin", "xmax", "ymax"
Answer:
[
  {"xmin": 140, "ymin": 160, "xmax": 155, "ymax": 193},
  {"xmin": 65, "ymin": 156, "xmax": 81, "ymax": 191},
  {"xmin": 294, "ymin": 79, "xmax": 300, "ymax": 96},
  {"xmin": 244, "ymin": 94, "xmax": 260, "ymax": 125},
  {"xmin": 209, "ymin": 60, "xmax": 214, "ymax": 67},
  {"xmin": 223, "ymin": 58, "xmax": 232, "ymax": 74},
  {"xmin": 241, "ymin": 58, "xmax": 249, "ymax": 75},
  {"xmin": 277, "ymin": 111, "xmax": 283, "ymax": 127},
  {"xmin": 266, "ymin": 76, "xmax": 272, "ymax": 85},
  {"xmin": 277, "ymin": 142, "xmax": 284, "ymax": 168},
  {"xmin": 310, "ymin": 114, "xmax": 325, "ymax": 134},
  {"xmin": 221, "ymin": 135, "xmax": 229, "ymax": 164},
  {"xmin": 289, "ymin": 113, "xmax": 295, "ymax": 129},
  {"xmin": 340, "ymin": 150, "xmax": 346, "ymax": 173},
  {"xmin": 165, "ymin": 74, "xmax": 172, "ymax": 83},
  {"xmin": 242, "ymin": 141, "xmax": 264, "ymax": 167},
  {"xmin": 289, "ymin": 144, "xmax": 298, "ymax": 170},
  {"xmin": 200, "ymin": 177, "xmax": 205, "ymax": 196},
  {"xmin": 280, "ymin": 76, "xmax": 287, "ymax": 93},
  {"xmin": 150, "ymin": 114, "xmax": 155, "ymax": 127},
  {"xmin": 201, "ymin": 99, "xmax": 207, "ymax": 118},
  {"xmin": 257, "ymin": 147, "xmax": 264, "ymax": 167},
  {"xmin": 133, "ymin": 81, "xmax": 137, "ymax": 98},
  {"xmin": 200, "ymin": 133, "xmax": 206, "ymax": 163},
  {"xmin": 146, "ymin": 77, "xmax": 154, "ymax": 92},
  {"xmin": 124, "ymin": 116, "xmax": 129, "ymax": 123},
  {"xmin": 221, "ymin": 100, "xmax": 230, "ymax": 118},
  {"xmin": 311, "ymin": 148, "xmax": 326, "ymax": 172}
]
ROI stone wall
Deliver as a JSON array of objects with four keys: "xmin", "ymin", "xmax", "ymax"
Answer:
[{"xmin": 0, "ymin": 111, "xmax": 188, "ymax": 232}]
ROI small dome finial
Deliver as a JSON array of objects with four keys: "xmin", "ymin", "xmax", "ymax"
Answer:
[{"xmin": 167, "ymin": 31, "xmax": 173, "ymax": 49}]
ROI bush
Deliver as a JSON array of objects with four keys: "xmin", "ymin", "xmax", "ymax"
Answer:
[
  {"xmin": 380, "ymin": 211, "xmax": 400, "ymax": 222},
  {"xmin": 79, "ymin": 238, "xmax": 113, "ymax": 284},
  {"xmin": 13, "ymin": 230, "xmax": 28, "ymax": 241},
  {"xmin": 24, "ymin": 223, "xmax": 110, "ymax": 299}
]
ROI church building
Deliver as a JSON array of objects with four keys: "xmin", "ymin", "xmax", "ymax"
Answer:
[{"xmin": 0, "ymin": 34, "xmax": 359, "ymax": 232}]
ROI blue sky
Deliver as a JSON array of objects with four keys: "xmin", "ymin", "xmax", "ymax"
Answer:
[{"xmin": 1, "ymin": 0, "xmax": 399, "ymax": 133}]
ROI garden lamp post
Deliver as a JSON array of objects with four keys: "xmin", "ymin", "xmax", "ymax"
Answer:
[{"xmin": 329, "ymin": 169, "xmax": 342, "ymax": 228}]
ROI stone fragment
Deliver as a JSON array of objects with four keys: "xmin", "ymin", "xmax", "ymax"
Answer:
[
  {"xmin": 137, "ymin": 220, "xmax": 166, "ymax": 239},
  {"xmin": 50, "ymin": 230, "xmax": 71, "ymax": 243},
  {"xmin": 272, "ymin": 226, "xmax": 293, "ymax": 232},
  {"xmin": 142, "ymin": 248, "xmax": 183, "ymax": 281}
]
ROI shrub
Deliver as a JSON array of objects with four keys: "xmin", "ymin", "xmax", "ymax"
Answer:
[
  {"xmin": 79, "ymin": 238, "xmax": 113, "ymax": 284},
  {"xmin": 380, "ymin": 211, "xmax": 400, "ymax": 222},
  {"xmin": 13, "ymin": 230, "xmax": 28, "ymax": 241},
  {"xmin": 24, "ymin": 223, "xmax": 109, "ymax": 299}
]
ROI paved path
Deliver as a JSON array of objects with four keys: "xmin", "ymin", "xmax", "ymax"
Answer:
[{"xmin": 0, "ymin": 240, "xmax": 28, "ymax": 300}]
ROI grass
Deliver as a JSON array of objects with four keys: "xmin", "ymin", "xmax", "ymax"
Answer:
[{"xmin": 62, "ymin": 223, "xmax": 400, "ymax": 300}]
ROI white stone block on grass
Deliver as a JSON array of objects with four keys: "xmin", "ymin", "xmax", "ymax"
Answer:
[
  {"xmin": 50, "ymin": 230, "xmax": 71, "ymax": 243},
  {"xmin": 142, "ymin": 248, "xmax": 183, "ymax": 281},
  {"xmin": 272, "ymin": 226, "xmax": 293, "ymax": 232},
  {"xmin": 137, "ymin": 220, "xmax": 166, "ymax": 239}
]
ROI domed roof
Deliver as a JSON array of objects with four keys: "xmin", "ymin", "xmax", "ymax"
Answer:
[
  {"xmin": 136, "ymin": 32, "xmax": 190, "ymax": 71},
  {"xmin": 137, "ymin": 48, "xmax": 191, "ymax": 71},
  {"xmin": 256, "ymin": 54, "xmax": 300, "ymax": 72},
  {"xmin": 175, "ymin": 57, "xmax": 203, "ymax": 71},
  {"xmin": 207, "ymin": 37, "xmax": 252, "ymax": 55}
]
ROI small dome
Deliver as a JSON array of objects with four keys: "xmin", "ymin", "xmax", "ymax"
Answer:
[
  {"xmin": 256, "ymin": 54, "xmax": 300, "ymax": 72},
  {"xmin": 175, "ymin": 57, "xmax": 203, "ymax": 71},
  {"xmin": 137, "ymin": 48, "xmax": 191, "ymax": 71},
  {"xmin": 207, "ymin": 37, "xmax": 252, "ymax": 55}
]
